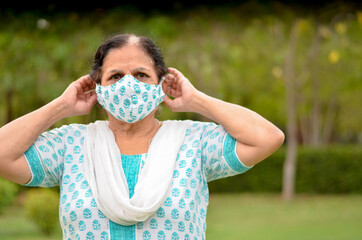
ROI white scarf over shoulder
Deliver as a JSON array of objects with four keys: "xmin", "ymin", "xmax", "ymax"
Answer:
[{"xmin": 84, "ymin": 120, "xmax": 188, "ymax": 226}]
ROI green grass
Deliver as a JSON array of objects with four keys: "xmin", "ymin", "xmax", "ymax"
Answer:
[
  {"xmin": 0, "ymin": 194, "xmax": 361, "ymax": 240},
  {"xmin": 206, "ymin": 194, "xmax": 362, "ymax": 240},
  {"xmin": 0, "ymin": 205, "xmax": 61, "ymax": 240}
]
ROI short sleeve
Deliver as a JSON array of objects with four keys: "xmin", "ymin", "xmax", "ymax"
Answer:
[
  {"xmin": 23, "ymin": 124, "xmax": 85, "ymax": 187},
  {"xmin": 198, "ymin": 122, "xmax": 253, "ymax": 182}
]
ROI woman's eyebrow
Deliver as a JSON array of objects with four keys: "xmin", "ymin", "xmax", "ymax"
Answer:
[
  {"xmin": 107, "ymin": 68, "xmax": 150, "ymax": 74},
  {"xmin": 133, "ymin": 67, "xmax": 150, "ymax": 72},
  {"xmin": 107, "ymin": 69, "xmax": 124, "ymax": 74},
  {"xmin": 105, "ymin": 68, "xmax": 150, "ymax": 77}
]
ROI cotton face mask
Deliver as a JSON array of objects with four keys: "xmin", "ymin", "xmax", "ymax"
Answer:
[{"xmin": 96, "ymin": 75, "xmax": 165, "ymax": 123}]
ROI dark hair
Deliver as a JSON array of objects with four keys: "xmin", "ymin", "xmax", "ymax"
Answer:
[{"xmin": 90, "ymin": 34, "xmax": 167, "ymax": 84}]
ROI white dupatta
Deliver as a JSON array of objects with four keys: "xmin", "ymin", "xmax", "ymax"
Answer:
[{"xmin": 84, "ymin": 120, "xmax": 188, "ymax": 225}]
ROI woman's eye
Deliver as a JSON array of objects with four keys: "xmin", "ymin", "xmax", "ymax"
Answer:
[
  {"xmin": 138, "ymin": 73, "xmax": 147, "ymax": 78},
  {"xmin": 136, "ymin": 72, "xmax": 149, "ymax": 81},
  {"xmin": 110, "ymin": 74, "xmax": 122, "ymax": 81}
]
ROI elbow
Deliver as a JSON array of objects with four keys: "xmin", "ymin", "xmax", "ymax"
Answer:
[
  {"xmin": 257, "ymin": 128, "xmax": 284, "ymax": 164},
  {"xmin": 270, "ymin": 128, "xmax": 285, "ymax": 152},
  {"xmin": 276, "ymin": 128, "xmax": 285, "ymax": 146}
]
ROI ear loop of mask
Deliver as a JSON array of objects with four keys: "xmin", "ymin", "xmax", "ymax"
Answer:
[{"xmin": 159, "ymin": 76, "xmax": 166, "ymax": 85}]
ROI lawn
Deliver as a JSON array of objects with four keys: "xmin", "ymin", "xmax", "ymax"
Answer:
[
  {"xmin": 206, "ymin": 194, "xmax": 362, "ymax": 240},
  {"xmin": 0, "ymin": 194, "xmax": 361, "ymax": 240}
]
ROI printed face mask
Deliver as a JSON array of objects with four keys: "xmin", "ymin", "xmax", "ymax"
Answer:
[{"xmin": 96, "ymin": 75, "xmax": 165, "ymax": 123}]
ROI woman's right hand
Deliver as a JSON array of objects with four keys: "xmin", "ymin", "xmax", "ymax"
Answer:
[
  {"xmin": 57, "ymin": 75, "xmax": 97, "ymax": 117},
  {"xmin": 0, "ymin": 75, "xmax": 97, "ymax": 184}
]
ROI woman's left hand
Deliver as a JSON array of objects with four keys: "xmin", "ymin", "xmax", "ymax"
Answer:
[
  {"xmin": 162, "ymin": 67, "xmax": 200, "ymax": 112},
  {"xmin": 162, "ymin": 67, "xmax": 284, "ymax": 167}
]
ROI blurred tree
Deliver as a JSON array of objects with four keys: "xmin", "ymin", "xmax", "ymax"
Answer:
[
  {"xmin": 0, "ymin": 3, "xmax": 361, "ymax": 201},
  {"xmin": 282, "ymin": 19, "xmax": 300, "ymax": 201},
  {"xmin": 280, "ymin": 10, "xmax": 362, "ymax": 199}
]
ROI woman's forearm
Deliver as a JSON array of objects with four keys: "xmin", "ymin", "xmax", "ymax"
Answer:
[
  {"xmin": 164, "ymin": 68, "xmax": 284, "ymax": 152},
  {"xmin": 0, "ymin": 75, "xmax": 96, "ymax": 184},
  {"xmin": 191, "ymin": 91, "xmax": 284, "ymax": 165},
  {"xmin": 191, "ymin": 91, "xmax": 281, "ymax": 144},
  {"xmin": 0, "ymin": 98, "xmax": 68, "ymax": 163}
]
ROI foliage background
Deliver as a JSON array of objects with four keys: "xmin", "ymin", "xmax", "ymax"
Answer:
[
  {"xmin": 0, "ymin": 1, "xmax": 361, "ymax": 238},
  {"xmin": 1, "ymin": 1, "xmax": 361, "ymax": 145},
  {"xmin": 1, "ymin": 0, "xmax": 361, "ymax": 193}
]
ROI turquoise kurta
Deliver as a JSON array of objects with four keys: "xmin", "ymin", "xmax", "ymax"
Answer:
[
  {"xmin": 110, "ymin": 154, "xmax": 144, "ymax": 239},
  {"xmin": 23, "ymin": 120, "xmax": 253, "ymax": 240}
]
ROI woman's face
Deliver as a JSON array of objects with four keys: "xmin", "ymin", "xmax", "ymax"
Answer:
[{"xmin": 100, "ymin": 43, "xmax": 159, "ymax": 86}]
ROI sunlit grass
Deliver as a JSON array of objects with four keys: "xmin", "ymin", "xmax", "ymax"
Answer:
[
  {"xmin": 206, "ymin": 193, "xmax": 362, "ymax": 240},
  {"xmin": 0, "ymin": 194, "xmax": 361, "ymax": 239},
  {"xmin": 0, "ymin": 205, "xmax": 61, "ymax": 240}
]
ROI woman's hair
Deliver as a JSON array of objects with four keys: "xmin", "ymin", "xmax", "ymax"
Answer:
[{"xmin": 90, "ymin": 34, "xmax": 167, "ymax": 84}]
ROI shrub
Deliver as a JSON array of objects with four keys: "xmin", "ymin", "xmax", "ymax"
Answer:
[
  {"xmin": 0, "ymin": 178, "xmax": 18, "ymax": 214},
  {"xmin": 23, "ymin": 188, "xmax": 59, "ymax": 235},
  {"xmin": 208, "ymin": 145, "xmax": 362, "ymax": 194}
]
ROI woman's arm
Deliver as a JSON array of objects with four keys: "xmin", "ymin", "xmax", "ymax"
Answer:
[
  {"xmin": 163, "ymin": 68, "xmax": 284, "ymax": 167},
  {"xmin": 0, "ymin": 75, "xmax": 96, "ymax": 184}
]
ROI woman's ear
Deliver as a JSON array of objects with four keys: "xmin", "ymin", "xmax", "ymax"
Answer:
[{"xmin": 90, "ymin": 69, "xmax": 102, "ymax": 85}]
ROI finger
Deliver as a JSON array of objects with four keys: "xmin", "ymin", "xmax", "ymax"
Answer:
[
  {"xmin": 163, "ymin": 79, "xmax": 179, "ymax": 93},
  {"xmin": 78, "ymin": 76, "xmax": 96, "ymax": 92},
  {"xmin": 84, "ymin": 76, "xmax": 96, "ymax": 88},
  {"xmin": 81, "ymin": 78, "xmax": 96, "ymax": 93},
  {"xmin": 163, "ymin": 79, "xmax": 178, "ymax": 96},
  {"xmin": 72, "ymin": 81, "xmax": 84, "ymax": 94},
  {"xmin": 73, "ymin": 82, "xmax": 94, "ymax": 97},
  {"xmin": 162, "ymin": 81, "xmax": 170, "ymax": 93},
  {"xmin": 168, "ymin": 67, "xmax": 185, "ymax": 80},
  {"xmin": 165, "ymin": 74, "xmax": 175, "ymax": 84},
  {"xmin": 167, "ymin": 87, "xmax": 182, "ymax": 98},
  {"xmin": 171, "ymin": 80, "xmax": 179, "ymax": 89},
  {"xmin": 165, "ymin": 72, "xmax": 174, "ymax": 79},
  {"xmin": 87, "ymin": 92, "xmax": 98, "ymax": 105},
  {"xmin": 162, "ymin": 95, "xmax": 174, "ymax": 108},
  {"xmin": 84, "ymin": 81, "xmax": 96, "ymax": 91},
  {"xmin": 77, "ymin": 75, "xmax": 91, "ymax": 87},
  {"xmin": 82, "ymin": 74, "xmax": 94, "ymax": 84},
  {"xmin": 165, "ymin": 74, "xmax": 178, "ymax": 87},
  {"xmin": 163, "ymin": 76, "xmax": 173, "ymax": 85},
  {"xmin": 163, "ymin": 85, "xmax": 173, "ymax": 96}
]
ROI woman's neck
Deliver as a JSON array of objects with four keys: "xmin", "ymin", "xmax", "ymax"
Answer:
[
  {"xmin": 107, "ymin": 113, "xmax": 162, "ymax": 155},
  {"xmin": 107, "ymin": 113, "xmax": 161, "ymax": 139}
]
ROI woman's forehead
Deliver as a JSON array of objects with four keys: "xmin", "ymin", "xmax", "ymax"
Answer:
[{"xmin": 103, "ymin": 45, "xmax": 154, "ymax": 70}]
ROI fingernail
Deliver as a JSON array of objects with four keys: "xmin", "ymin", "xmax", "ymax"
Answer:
[{"xmin": 84, "ymin": 89, "xmax": 95, "ymax": 94}]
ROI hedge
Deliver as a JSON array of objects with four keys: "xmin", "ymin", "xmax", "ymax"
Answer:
[
  {"xmin": 208, "ymin": 145, "xmax": 362, "ymax": 194},
  {"xmin": 24, "ymin": 188, "xmax": 59, "ymax": 235},
  {"xmin": 0, "ymin": 178, "xmax": 18, "ymax": 214}
]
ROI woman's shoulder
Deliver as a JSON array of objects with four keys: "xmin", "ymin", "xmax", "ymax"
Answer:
[
  {"xmin": 163, "ymin": 119, "xmax": 218, "ymax": 133},
  {"xmin": 56, "ymin": 120, "xmax": 108, "ymax": 131},
  {"xmin": 46, "ymin": 122, "xmax": 97, "ymax": 138}
]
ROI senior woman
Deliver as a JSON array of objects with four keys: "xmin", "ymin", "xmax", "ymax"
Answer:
[{"xmin": 0, "ymin": 34, "xmax": 284, "ymax": 240}]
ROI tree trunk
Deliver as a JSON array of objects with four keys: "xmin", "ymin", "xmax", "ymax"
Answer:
[
  {"xmin": 310, "ymin": 26, "xmax": 322, "ymax": 147},
  {"xmin": 300, "ymin": 115, "xmax": 310, "ymax": 144},
  {"xmin": 282, "ymin": 20, "xmax": 299, "ymax": 201},
  {"xmin": 322, "ymin": 96, "xmax": 337, "ymax": 143},
  {"xmin": 5, "ymin": 89, "xmax": 14, "ymax": 124},
  {"xmin": 283, "ymin": 87, "xmax": 298, "ymax": 201}
]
